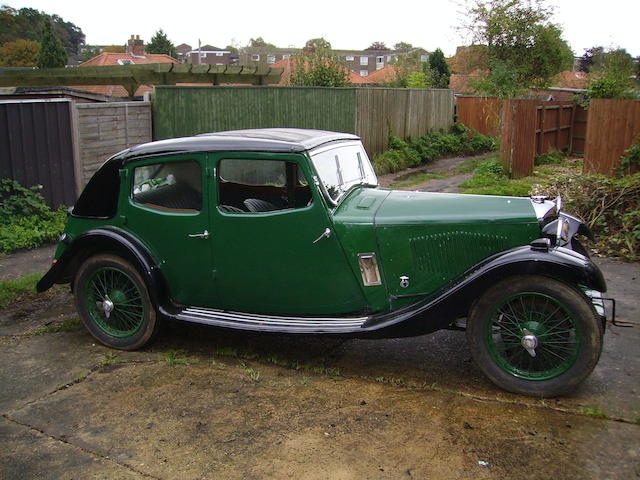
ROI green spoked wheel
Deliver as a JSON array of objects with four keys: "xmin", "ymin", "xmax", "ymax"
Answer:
[
  {"xmin": 467, "ymin": 276, "xmax": 603, "ymax": 397},
  {"xmin": 74, "ymin": 255, "xmax": 158, "ymax": 350}
]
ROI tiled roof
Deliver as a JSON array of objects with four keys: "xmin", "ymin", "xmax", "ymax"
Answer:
[
  {"xmin": 362, "ymin": 65, "xmax": 397, "ymax": 84},
  {"xmin": 79, "ymin": 52, "xmax": 178, "ymax": 67},
  {"xmin": 74, "ymin": 52, "xmax": 179, "ymax": 96},
  {"xmin": 449, "ymin": 71, "xmax": 484, "ymax": 93},
  {"xmin": 551, "ymin": 70, "xmax": 588, "ymax": 89}
]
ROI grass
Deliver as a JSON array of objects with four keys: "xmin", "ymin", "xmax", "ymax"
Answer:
[
  {"xmin": 241, "ymin": 362, "xmax": 261, "ymax": 382},
  {"xmin": 578, "ymin": 405, "xmax": 610, "ymax": 420},
  {"xmin": 389, "ymin": 172, "xmax": 447, "ymax": 189},
  {"xmin": 164, "ymin": 349, "xmax": 192, "ymax": 365},
  {"xmin": 34, "ymin": 317, "xmax": 81, "ymax": 335},
  {"xmin": 458, "ymin": 153, "xmax": 583, "ymax": 197},
  {"xmin": 0, "ymin": 273, "xmax": 40, "ymax": 309}
]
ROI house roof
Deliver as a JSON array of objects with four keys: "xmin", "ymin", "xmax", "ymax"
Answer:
[
  {"xmin": 363, "ymin": 65, "xmax": 398, "ymax": 84},
  {"xmin": 551, "ymin": 70, "xmax": 588, "ymax": 89},
  {"xmin": 449, "ymin": 71, "xmax": 483, "ymax": 93},
  {"xmin": 79, "ymin": 52, "xmax": 179, "ymax": 67},
  {"xmin": 74, "ymin": 52, "xmax": 179, "ymax": 96}
]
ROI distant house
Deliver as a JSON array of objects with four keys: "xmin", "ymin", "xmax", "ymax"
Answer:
[
  {"xmin": 175, "ymin": 43, "xmax": 192, "ymax": 62},
  {"xmin": 238, "ymin": 47, "xmax": 300, "ymax": 68},
  {"xmin": 185, "ymin": 45, "xmax": 236, "ymax": 66},
  {"xmin": 75, "ymin": 35, "xmax": 179, "ymax": 97}
]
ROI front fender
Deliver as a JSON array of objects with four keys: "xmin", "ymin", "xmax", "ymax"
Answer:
[
  {"xmin": 361, "ymin": 244, "xmax": 607, "ymax": 338},
  {"xmin": 36, "ymin": 227, "xmax": 168, "ymax": 307}
]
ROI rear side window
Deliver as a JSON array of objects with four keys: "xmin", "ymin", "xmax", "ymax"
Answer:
[
  {"xmin": 217, "ymin": 158, "xmax": 312, "ymax": 213},
  {"xmin": 132, "ymin": 160, "xmax": 202, "ymax": 212}
]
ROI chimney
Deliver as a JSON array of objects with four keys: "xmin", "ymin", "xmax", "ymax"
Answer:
[{"xmin": 127, "ymin": 34, "xmax": 145, "ymax": 56}]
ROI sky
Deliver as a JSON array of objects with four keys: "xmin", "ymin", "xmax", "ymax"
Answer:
[{"xmin": 4, "ymin": 0, "xmax": 639, "ymax": 57}]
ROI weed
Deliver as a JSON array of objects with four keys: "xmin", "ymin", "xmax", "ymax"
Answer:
[
  {"xmin": 100, "ymin": 352, "xmax": 123, "ymax": 366},
  {"xmin": 241, "ymin": 362, "xmax": 261, "ymax": 382},
  {"xmin": 578, "ymin": 405, "xmax": 609, "ymax": 419},
  {"xmin": 76, "ymin": 372, "xmax": 87, "ymax": 382},
  {"xmin": 164, "ymin": 349, "xmax": 191, "ymax": 365},
  {"xmin": 214, "ymin": 346, "xmax": 239, "ymax": 357},
  {"xmin": 34, "ymin": 317, "xmax": 81, "ymax": 335},
  {"xmin": 0, "ymin": 273, "xmax": 40, "ymax": 309},
  {"xmin": 300, "ymin": 375, "xmax": 311, "ymax": 386},
  {"xmin": 535, "ymin": 150, "xmax": 565, "ymax": 166}
]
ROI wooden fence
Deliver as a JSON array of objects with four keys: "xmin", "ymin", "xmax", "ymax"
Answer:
[
  {"xmin": 584, "ymin": 99, "xmax": 640, "ymax": 174},
  {"xmin": 152, "ymin": 86, "xmax": 454, "ymax": 155},
  {"xmin": 456, "ymin": 96, "xmax": 502, "ymax": 137}
]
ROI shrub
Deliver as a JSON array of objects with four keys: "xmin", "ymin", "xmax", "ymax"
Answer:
[
  {"xmin": 535, "ymin": 150, "xmax": 565, "ymax": 166},
  {"xmin": 0, "ymin": 179, "xmax": 66, "ymax": 254},
  {"xmin": 536, "ymin": 174, "xmax": 640, "ymax": 260},
  {"xmin": 373, "ymin": 123, "xmax": 497, "ymax": 175},
  {"xmin": 617, "ymin": 137, "xmax": 640, "ymax": 176}
]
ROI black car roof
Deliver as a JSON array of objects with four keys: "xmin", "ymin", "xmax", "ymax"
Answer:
[{"xmin": 112, "ymin": 128, "xmax": 361, "ymax": 163}]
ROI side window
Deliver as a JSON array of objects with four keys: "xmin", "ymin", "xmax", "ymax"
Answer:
[
  {"xmin": 132, "ymin": 160, "xmax": 202, "ymax": 213},
  {"xmin": 217, "ymin": 159, "xmax": 312, "ymax": 213}
]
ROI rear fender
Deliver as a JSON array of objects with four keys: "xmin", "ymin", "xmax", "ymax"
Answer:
[{"xmin": 36, "ymin": 227, "xmax": 167, "ymax": 307}]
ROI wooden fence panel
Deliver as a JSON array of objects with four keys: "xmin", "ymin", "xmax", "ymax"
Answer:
[
  {"xmin": 355, "ymin": 88, "xmax": 454, "ymax": 154},
  {"xmin": 500, "ymin": 99, "xmax": 539, "ymax": 178},
  {"xmin": 584, "ymin": 99, "xmax": 640, "ymax": 174},
  {"xmin": 572, "ymin": 106, "xmax": 588, "ymax": 154},
  {"xmin": 75, "ymin": 102, "xmax": 152, "ymax": 186},
  {"xmin": 536, "ymin": 102, "xmax": 575, "ymax": 155},
  {"xmin": 456, "ymin": 96, "xmax": 502, "ymax": 137},
  {"xmin": 153, "ymin": 86, "xmax": 454, "ymax": 157},
  {"xmin": 0, "ymin": 99, "xmax": 77, "ymax": 207}
]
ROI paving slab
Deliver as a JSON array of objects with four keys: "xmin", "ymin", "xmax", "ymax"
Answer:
[
  {"xmin": 0, "ymin": 416, "xmax": 145, "ymax": 479},
  {"xmin": 5, "ymin": 360, "xmax": 639, "ymax": 480}
]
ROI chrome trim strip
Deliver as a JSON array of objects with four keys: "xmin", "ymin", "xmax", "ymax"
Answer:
[{"xmin": 176, "ymin": 306, "xmax": 368, "ymax": 331}]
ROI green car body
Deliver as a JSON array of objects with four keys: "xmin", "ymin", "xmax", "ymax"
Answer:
[{"xmin": 38, "ymin": 129, "xmax": 611, "ymax": 397}]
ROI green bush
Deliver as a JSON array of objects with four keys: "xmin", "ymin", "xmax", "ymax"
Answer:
[
  {"xmin": 617, "ymin": 137, "xmax": 640, "ymax": 176},
  {"xmin": 372, "ymin": 123, "xmax": 497, "ymax": 175},
  {"xmin": 0, "ymin": 179, "xmax": 67, "ymax": 254},
  {"xmin": 535, "ymin": 150, "xmax": 565, "ymax": 166},
  {"xmin": 538, "ymin": 174, "xmax": 640, "ymax": 260}
]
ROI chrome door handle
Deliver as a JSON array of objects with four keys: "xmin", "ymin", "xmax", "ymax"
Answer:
[
  {"xmin": 312, "ymin": 227, "xmax": 331, "ymax": 244},
  {"xmin": 188, "ymin": 230, "xmax": 209, "ymax": 239}
]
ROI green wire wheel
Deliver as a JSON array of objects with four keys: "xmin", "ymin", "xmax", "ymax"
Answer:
[
  {"xmin": 74, "ymin": 254, "xmax": 158, "ymax": 350},
  {"xmin": 467, "ymin": 275, "xmax": 603, "ymax": 397}
]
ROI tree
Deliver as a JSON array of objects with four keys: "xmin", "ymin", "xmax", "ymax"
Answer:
[
  {"xmin": 37, "ymin": 21, "xmax": 67, "ymax": 68},
  {"xmin": 249, "ymin": 37, "xmax": 275, "ymax": 48},
  {"xmin": 428, "ymin": 48, "xmax": 451, "ymax": 88},
  {"xmin": 146, "ymin": 29, "xmax": 177, "ymax": 58},
  {"xmin": 406, "ymin": 71, "xmax": 431, "ymax": 88},
  {"xmin": 0, "ymin": 39, "xmax": 39, "ymax": 66},
  {"xmin": 304, "ymin": 37, "xmax": 331, "ymax": 51},
  {"xmin": 80, "ymin": 45, "xmax": 101, "ymax": 62},
  {"xmin": 585, "ymin": 48, "xmax": 637, "ymax": 100},
  {"xmin": 394, "ymin": 42, "xmax": 413, "ymax": 51},
  {"xmin": 0, "ymin": 6, "xmax": 84, "ymax": 55},
  {"xmin": 366, "ymin": 41, "xmax": 388, "ymax": 51},
  {"xmin": 463, "ymin": 0, "xmax": 573, "ymax": 94},
  {"xmin": 578, "ymin": 46, "xmax": 605, "ymax": 73},
  {"xmin": 289, "ymin": 49, "xmax": 350, "ymax": 87}
]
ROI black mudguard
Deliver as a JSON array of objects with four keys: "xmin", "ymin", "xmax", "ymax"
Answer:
[
  {"xmin": 36, "ymin": 227, "xmax": 168, "ymax": 308},
  {"xmin": 360, "ymin": 245, "xmax": 607, "ymax": 338}
]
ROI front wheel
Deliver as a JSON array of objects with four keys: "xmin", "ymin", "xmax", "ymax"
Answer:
[
  {"xmin": 74, "ymin": 254, "xmax": 158, "ymax": 350},
  {"xmin": 466, "ymin": 275, "xmax": 603, "ymax": 397}
]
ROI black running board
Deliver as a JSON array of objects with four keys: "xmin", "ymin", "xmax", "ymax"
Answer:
[{"xmin": 173, "ymin": 306, "xmax": 369, "ymax": 333}]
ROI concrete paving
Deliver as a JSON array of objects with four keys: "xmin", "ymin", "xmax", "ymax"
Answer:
[{"xmin": 0, "ymin": 251, "xmax": 638, "ymax": 478}]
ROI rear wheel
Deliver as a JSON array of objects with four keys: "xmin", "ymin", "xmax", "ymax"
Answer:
[
  {"xmin": 74, "ymin": 254, "xmax": 158, "ymax": 350},
  {"xmin": 466, "ymin": 275, "xmax": 603, "ymax": 397}
]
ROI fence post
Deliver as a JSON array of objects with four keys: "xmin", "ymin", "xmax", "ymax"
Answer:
[{"xmin": 500, "ymin": 99, "xmax": 538, "ymax": 178}]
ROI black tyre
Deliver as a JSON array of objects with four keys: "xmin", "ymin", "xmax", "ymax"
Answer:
[
  {"xmin": 74, "ymin": 254, "xmax": 158, "ymax": 350},
  {"xmin": 466, "ymin": 275, "xmax": 603, "ymax": 397}
]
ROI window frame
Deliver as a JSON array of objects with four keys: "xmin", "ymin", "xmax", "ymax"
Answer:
[{"xmin": 127, "ymin": 156, "xmax": 205, "ymax": 216}]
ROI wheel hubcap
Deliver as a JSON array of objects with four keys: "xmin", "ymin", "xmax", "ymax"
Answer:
[
  {"xmin": 485, "ymin": 292, "xmax": 581, "ymax": 381},
  {"xmin": 86, "ymin": 267, "xmax": 145, "ymax": 338}
]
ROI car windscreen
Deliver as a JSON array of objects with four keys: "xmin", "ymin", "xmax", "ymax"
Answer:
[{"xmin": 310, "ymin": 142, "xmax": 378, "ymax": 204}]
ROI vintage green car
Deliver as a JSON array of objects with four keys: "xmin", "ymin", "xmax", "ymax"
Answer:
[{"xmin": 38, "ymin": 128, "xmax": 611, "ymax": 397}]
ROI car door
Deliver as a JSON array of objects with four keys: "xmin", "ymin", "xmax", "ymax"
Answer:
[
  {"xmin": 123, "ymin": 154, "xmax": 216, "ymax": 307},
  {"xmin": 210, "ymin": 152, "xmax": 367, "ymax": 316}
]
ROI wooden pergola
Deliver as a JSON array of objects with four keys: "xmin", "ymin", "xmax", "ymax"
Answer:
[{"xmin": 0, "ymin": 64, "xmax": 284, "ymax": 97}]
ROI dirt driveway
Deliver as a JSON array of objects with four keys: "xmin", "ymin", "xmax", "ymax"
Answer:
[{"xmin": 1, "ymin": 256, "xmax": 639, "ymax": 479}]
